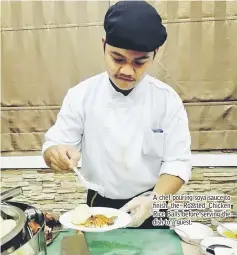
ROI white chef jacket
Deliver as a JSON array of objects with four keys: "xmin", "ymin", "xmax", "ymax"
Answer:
[{"xmin": 42, "ymin": 72, "xmax": 192, "ymax": 199}]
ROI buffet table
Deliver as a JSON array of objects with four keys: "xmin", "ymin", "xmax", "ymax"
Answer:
[
  {"xmin": 182, "ymin": 241, "xmax": 203, "ymax": 255},
  {"xmin": 47, "ymin": 229, "xmax": 204, "ymax": 255}
]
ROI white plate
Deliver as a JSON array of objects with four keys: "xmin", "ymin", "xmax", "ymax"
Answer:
[
  {"xmin": 174, "ymin": 222, "xmax": 213, "ymax": 245},
  {"xmin": 59, "ymin": 207, "xmax": 131, "ymax": 232},
  {"xmin": 200, "ymin": 237, "xmax": 237, "ymax": 255},
  {"xmin": 217, "ymin": 223, "xmax": 237, "ymax": 241}
]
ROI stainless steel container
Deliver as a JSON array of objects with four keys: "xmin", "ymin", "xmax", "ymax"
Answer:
[{"xmin": 1, "ymin": 187, "xmax": 47, "ymax": 255}]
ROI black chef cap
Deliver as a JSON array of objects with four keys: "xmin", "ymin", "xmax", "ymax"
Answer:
[{"xmin": 104, "ymin": 0, "xmax": 167, "ymax": 52}]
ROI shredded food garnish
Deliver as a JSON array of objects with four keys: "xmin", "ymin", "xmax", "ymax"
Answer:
[{"xmin": 79, "ymin": 214, "xmax": 118, "ymax": 228}]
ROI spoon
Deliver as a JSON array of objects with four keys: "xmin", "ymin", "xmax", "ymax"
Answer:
[
  {"xmin": 72, "ymin": 167, "xmax": 103, "ymax": 193},
  {"xmin": 206, "ymin": 245, "xmax": 234, "ymax": 255}
]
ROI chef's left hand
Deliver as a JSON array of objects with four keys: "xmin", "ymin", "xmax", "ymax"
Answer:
[{"xmin": 120, "ymin": 191, "xmax": 157, "ymax": 227}]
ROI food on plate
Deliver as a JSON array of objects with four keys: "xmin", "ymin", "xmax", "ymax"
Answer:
[
  {"xmin": 0, "ymin": 219, "xmax": 17, "ymax": 238},
  {"xmin": 223, "ymin": 230, "xmax": 237, "ymax": 239},
  {"xmin": 71, "ymin": 204, "xmax": 92, "ymax": 225},
  {"xmin": 79, "ymin": 214, "xmax": 118, "ymax": 228},
  {"xmin": 70, "ymin": 204, "xmax": 118, "ymax": 228}
]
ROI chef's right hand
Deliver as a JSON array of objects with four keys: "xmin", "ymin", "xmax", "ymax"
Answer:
[{"xmin": 43, "ymin": 145, "xmax": 81, "ymax": 171}]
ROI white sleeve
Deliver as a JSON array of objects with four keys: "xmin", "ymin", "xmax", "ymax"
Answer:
[
  {"xmin": 41, "ymin": 88, "xmax": 84, "ymax": 155},
  {"xmin": 159, "ymin": 98, "xmax": 192, "ymax": 184}
]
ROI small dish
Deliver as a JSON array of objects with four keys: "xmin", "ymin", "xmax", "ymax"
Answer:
[
  {"xmin": 174, "ymin": 222, "xmax": 213, "ymax": 245},
  {"xmin": 217, "ymin": 222, "xmax": 237, "ymax": 241}
]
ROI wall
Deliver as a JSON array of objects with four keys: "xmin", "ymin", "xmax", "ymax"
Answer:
[
  {"xmin": 2, "ymin": 1, "xmax": 237, "ymax": 153},
  {"xmin": 1, "ymin": 167, "xmax": 236, "ymax": 225}
]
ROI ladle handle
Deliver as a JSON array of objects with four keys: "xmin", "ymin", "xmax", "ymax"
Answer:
[{"xmin": 1, "ymin": 186, "xmax": 23, "ymax": 202}]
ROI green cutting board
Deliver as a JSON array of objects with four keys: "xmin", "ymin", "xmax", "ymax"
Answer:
[
  {"xmin": 47, "ymin": 229, "xmax": 183, "ymax": 255},
  {"xmin": 84, "ymin": 229, "xmax": 183, "ymax": 255}
]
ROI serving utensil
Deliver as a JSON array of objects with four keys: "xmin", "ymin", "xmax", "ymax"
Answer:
[{"xmin": 72, "ymin": 167, "xmax": 103, "ymax": 193}]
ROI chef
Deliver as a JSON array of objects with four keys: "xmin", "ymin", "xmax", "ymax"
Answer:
[{"xmin": 42, "ymin": 0, "xmax": 192, "ymax": 229}]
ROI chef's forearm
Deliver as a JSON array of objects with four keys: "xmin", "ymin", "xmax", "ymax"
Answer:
[{"xmin": 153, "ymin": 174, "xmax": 184, "ymax": 195}]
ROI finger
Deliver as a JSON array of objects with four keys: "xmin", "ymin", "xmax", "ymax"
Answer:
[
  {"xmin": 128, "ymin": 206, "xmax": 147, "ymax": 227},
  {"xmin": 50, "ymin": 152, "xmax": 69, "ymax": 170},
  {"xmin": 50, "ymin": 156, "xmax": 68, "ymax": 171},
  {"xmin": 127, "ymin": 210, "xmax": 140, "ymax": 227},
  {"xmin": 120, "ymin": 205, "xmax": 129, "ymax": 213},
  {"xmin": 68, "ymin": 148, "xmax": 80, "ymax": 160},
  {"xmin": 120, "ymin": 198, "xmax": 140, "ymax": 212},
  {"xmin": 120, "ymin": 204, "xmax": 134, "ymax": 213},
  {"xmin": 55, "ymin": 150, "xmax": 71, "ymax": 169},
  {"xmin": 51, "ymin": 162, "xmax": 64, "ymax": 172},
  {"xmin": 51, "ymin": 150, "xmax": 67, "ymax": 168},
  {"xmin": 67, "ymin": 149, "xmax": 80, "ymax": 168}
]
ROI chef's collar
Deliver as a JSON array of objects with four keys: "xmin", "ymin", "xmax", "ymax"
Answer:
[
  {"xmin": 109, "ymin": 78, "xmax": 133, "ymax": 96},
  {"xmin": 105, "ymin": 72, "xmax": 146, "ymax": 104}
]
